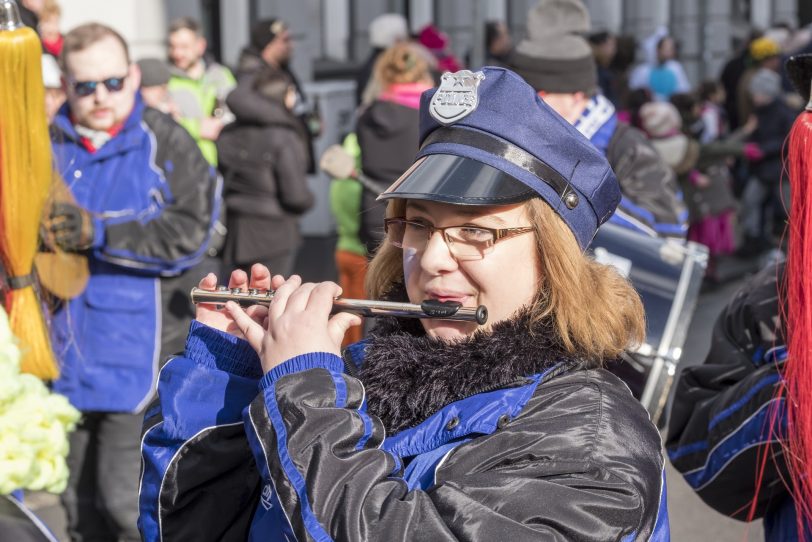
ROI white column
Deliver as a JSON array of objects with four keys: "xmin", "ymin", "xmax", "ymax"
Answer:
[{"xmin": 59, "ymin": 0, "xmax": 167, "ymax": 60}]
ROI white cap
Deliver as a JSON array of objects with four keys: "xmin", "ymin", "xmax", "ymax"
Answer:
[
  {"xmin": 369, "ymin": 13, "xmax": 408, "ymax": 49},
  {"xmin": 41, "ymin": 54, "xmax": 62, "ymax": 89}
]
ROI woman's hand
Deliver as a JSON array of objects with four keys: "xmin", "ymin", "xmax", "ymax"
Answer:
[
  {"xmin": 226, "ymin": 278, "xmax": 362, "ymax": 373},
  {"xmin": 195, "ymin": 264, "xmax": 285, "ymax": 339}
]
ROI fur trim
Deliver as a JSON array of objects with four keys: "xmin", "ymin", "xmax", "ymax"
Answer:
[{"xmin": 359, "ymin": 283, "xmax": 580, "ymax": 435}]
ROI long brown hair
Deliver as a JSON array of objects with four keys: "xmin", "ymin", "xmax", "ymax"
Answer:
[{"xmin": 366, "ymin": 198, "xmax": 645, "ymax": 362}]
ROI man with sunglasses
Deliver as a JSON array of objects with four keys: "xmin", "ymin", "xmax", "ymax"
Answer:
[{"xmin": 46, "ymin": 22, "xmax": 219, "ymax": 542}]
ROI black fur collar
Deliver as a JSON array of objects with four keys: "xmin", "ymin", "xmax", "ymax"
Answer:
[{"xmin": 359, "ymin": 286, "xmax": 581, "ymax": 435}]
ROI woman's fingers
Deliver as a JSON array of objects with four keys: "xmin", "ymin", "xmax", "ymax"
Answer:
[
  {"xmin": 284, "ymin": 282, "xmax": 318, "ymax": 314},
  {"xmin": 249, "ymin": 264, "xmax": 272, "ymax": 291},
  {"xmin": 270, "ymin": 274, "xmax": 286, "ymax": 290},
  {"xmin": 227, "ymin": 269, "xmax": 249, "ymax": 290},
  {"xmin": 306, "ymin": 282, "xmax": 342, "ymax": 313},
  {"xmin": 198, "ymin": 272, "xmax": 217, "ymax": 290},
  {"xmin": 225, "ymin": 301, "xmax": 265, "ymax": 352},
  {"xmin": 328, "ymin": 312, "xmax": 363, "ymax": 345},
  {"xmin": 269, "ymin": 275, "xmax": 302, "ymax": 321}
]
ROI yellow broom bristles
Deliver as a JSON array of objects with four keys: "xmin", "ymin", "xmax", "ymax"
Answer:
[{"xmin": 0, "ymin": 26, "xmax": 60, "ymax": 379}]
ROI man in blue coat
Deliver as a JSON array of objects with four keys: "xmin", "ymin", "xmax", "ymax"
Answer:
[{"xmin": 45, "ymin": 22, "xmax": 219, "ymax": 541}]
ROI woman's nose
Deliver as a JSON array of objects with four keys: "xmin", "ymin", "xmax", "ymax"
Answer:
[{"xmin": 419, "ymin": 231, "xmax": 458, "ymax": 274}]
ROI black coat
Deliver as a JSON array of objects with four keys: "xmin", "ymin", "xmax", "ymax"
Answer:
[
  {"xmin": 666, "ymin": 263, "xmax": 790, "ymax": 526},
  {"xmin": 217, "ymin": 94, "xmax": 314, "ymax": 267},
  {"xmin": 356, "ymin": 99, "xmax": 421, "ymax": 254},
  {"xmin": 749, "ymin": 99, "xmax": 798, "ymax": 185}
]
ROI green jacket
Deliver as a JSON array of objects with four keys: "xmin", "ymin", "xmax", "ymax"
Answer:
[
  {"xmin": 329, "ymin": 133, "xmax": 366, "ymax": 257},
  {"xmin": 168, "ymin": 61, "xmax": 236, "ymax": 166}
]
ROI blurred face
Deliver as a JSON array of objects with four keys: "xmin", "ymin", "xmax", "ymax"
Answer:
[
  {"xmin": 44, "ymin": 87, "xmax": 65, "ymax": 123},
  {"xmin": 489, "ymin": 23, "xmax": 512, "ymax": 56},
  {"xmin": 38, "ymin": 14, "xmax": 60, "ymax": 42},
  {"xmin": 657, "ymin": 38, "xmax": 675, "ymax": 62},
  {"xmin": 538, "ymin": 91, "xmax": 590, "ymax": 124},
  {"xmin": 402, "ymin": 200, "xmax": 540, "ymax": 341},
  {"xmin": 263, "ymin": 29, "xmax": 293, "ymax": 67},
  {"xmin": 168, "ymin": 28, "xmax": 206, "ymax": 72},
  {"xmin": 63, "ymin": 35, "xmax": 139, "ymax": 131},
  {"xmin": 141, "ymin": 85, "xmax": 170, "ymax": 111}
]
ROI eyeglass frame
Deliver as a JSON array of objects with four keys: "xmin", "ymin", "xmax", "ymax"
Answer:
[
  {"xmin": 69, "ymin": 75, "xmax": 128, "ymax": 98},
  {"xmin": 383, "ymin": 217, "xmax": 535, "ymax": 261}
]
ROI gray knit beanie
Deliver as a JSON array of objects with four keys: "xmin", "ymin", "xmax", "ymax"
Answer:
[
  {"xmin": 506, "ymin": 0, "xmax": 598, "ymax": 94},
  {"xmin": 748, "ymin": 68, "xmax": 782, "ymax": 100}
]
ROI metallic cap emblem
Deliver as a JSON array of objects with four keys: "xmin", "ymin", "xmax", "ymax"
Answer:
[{"xmin": 429, "ymin": 70, "xmax": 486, "ymax": 126}]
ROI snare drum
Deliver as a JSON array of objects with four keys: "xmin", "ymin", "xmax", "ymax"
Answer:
[{"xmin": 590, "ymin": 223, "xmax": 708, "ymax": 425}]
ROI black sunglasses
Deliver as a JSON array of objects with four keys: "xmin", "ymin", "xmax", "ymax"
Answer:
[{"xmin": 71, "ymin": 76, "xmax": 127, "ymax": 97}]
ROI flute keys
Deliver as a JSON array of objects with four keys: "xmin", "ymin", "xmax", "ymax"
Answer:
[
  {"xmin": 248, "ymin": 288, "xmax": 259, "ymax": 295},
  {"xmin": 230, "ymin": 287, "xmax": 242, "ymax": 294}
]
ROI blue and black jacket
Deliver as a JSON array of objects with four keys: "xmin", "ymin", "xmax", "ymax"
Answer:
[
  {"xmin": 139, "ymin": 318, "xmax": 670, "ymax": 541},
  {"xmin": 604, "ymin": 123, "xmax": 689, "ymax": 240},
  {"xmin": 49, "ymin": 95, "xmax": 220, "ymax": 413},
  {"xmin": 666, "ymin": 262, "xmax": 808, "ymax": 540}
]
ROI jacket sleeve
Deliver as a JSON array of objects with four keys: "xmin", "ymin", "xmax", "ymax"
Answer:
[
  {"xmin": 138, "ymin": 321, "xmax": 263, "ymax": 542},
  {"xmin": 665, "ymin": 264, "xmax": 789, "ymax": 520},
  {"xmin": 98, "ymin": 110, "xmax": 220, "ymax": 275},
  {"xmin": 608, "ymin": 125, "xmax": 689, "ymax": 239},
  {"xmin": 245, "ymin": 353, "xmax": 665, "ymax": 542},
  {"xmin": 273, "ymin": 131, "xmax": 315, "ymax": 214}
]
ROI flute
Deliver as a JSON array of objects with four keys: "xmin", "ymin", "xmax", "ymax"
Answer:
[{"xmin": 191, "ymin": 287, "xmax": 488, "ymax": 325}]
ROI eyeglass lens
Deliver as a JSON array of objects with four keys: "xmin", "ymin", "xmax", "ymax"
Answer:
[{"xmin": 74, "ymin": 77, "xmax": 127, "ymax": 97}]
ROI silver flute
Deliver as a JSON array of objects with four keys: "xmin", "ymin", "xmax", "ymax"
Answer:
[{"xmin": 190, "ymin": 287, "xmax": 488, "ymax": 325}]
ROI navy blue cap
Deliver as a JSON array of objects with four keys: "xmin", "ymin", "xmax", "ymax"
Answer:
[{"xmin": 378, "ymin": 67, "xmax": 621, "ymax": 249}]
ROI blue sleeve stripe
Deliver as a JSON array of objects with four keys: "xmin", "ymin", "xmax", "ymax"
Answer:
[
  {"xmin": 708, "ymin": 373, "xmax": 781, "ymax": 431},
  {"xmin": 682, "ymin": 398, "xmax": 785, "ymax": 490},
  {"xmin": 654, "ymin": 222, "xmax": 689, "ymax": 235},
  {"xmin": 667, "ymin": 440, "xmax": 709, "ymax": 461},
  {"xmin": 264, "ymin": 383, "xmax": 334, "ymax": 542},
  {"xmin": 649, "ymin": 469, "xmax": 671, "ymax": 541},
  {"xmin": 619, "ymin": 196, "xmax": 656, "ymax": 223},
  {"xmin": 101, "ymin": 175, "xmax": 222, "ymax": 274},
  {"xmin": 608, "ymin": 211, "xmax": 658, "ymax": 238},
  {"xmin": 355, "ymin": 408, "xmax": 374, "ymax": 451},
  {"xmin": 332, "ymin": 373, "xmax": 347, "ymax": 409},
  {"xmin": 616, "ymin": 195, "xmax": 688, "ymax": 236}
]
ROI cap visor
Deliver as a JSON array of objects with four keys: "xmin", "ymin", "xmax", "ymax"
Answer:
[{"xmin": 378, "ymin": 154, "xmax": 536, "ymax": 205}]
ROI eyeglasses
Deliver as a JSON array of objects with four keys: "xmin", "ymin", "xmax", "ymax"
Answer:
[
  {"xmin": 71, "ymin": 76, "xmax": 127, "ymax": 97},
  {"xmin": 384, "ymin": 217, "xmax": 534, "ymax": 261}
]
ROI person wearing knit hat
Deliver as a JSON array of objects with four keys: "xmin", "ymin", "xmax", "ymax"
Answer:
[
  {"xmin": 231, "ymin": 17, "xmax": 319, "ymax": 173},
  {"xmin": 742, "ymin": 66, "xmax": 797, "ymax": 249},
  {"xmin": 736, "ymin": 36, "xmax": 783, "ymax": 130},
  {"xmin": 507, "ymin": 0, "xmax": 687, "ymax": 240},
  {"xmin": 417, "ymin": 24, "xmax": 462, "ymax": 74},
  {"xmin": 136, "ymin": 57, "xmax": 178, "ymax": 117},
  {"xmin": 640, "ymin": 101, "xmax": 750, "ymax": 266},
  {"xmin": 354, "ymin": 13, "xmax": 409, "ymax": 105}
]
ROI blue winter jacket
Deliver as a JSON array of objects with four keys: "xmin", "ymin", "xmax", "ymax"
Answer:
[
  {"xmin": 49, "ymin": 95, "xmax": 219, "ymax": 413},
  {"xmin": 139, "ymin": 321, "xmax": 670, "ymax": 541}
]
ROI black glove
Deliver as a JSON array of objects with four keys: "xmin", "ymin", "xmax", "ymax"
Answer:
[{"xmin": 48, "ymin": 202, "xmax": 95, "ymax": 252}]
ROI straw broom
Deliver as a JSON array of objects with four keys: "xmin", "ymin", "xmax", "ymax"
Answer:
[{"xmin": 0, "ymin": 0, "xmax": 59, "ymax": 379}]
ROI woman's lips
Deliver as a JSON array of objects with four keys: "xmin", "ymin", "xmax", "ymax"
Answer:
[{"xmin": 425, "ymin": 290, "xmax": 473, "ymax": 305}]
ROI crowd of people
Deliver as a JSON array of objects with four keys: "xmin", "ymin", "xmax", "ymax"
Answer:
[{"xmin": 2, "ymin": 0, "xmax": 812, "ymax": 539}]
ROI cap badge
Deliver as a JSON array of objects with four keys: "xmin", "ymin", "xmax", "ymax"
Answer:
[{"xmin": 429, "ymin": 70, "xmax": 485, "ymax": 126}]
